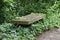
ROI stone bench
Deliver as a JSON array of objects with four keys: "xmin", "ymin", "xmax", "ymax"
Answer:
[{"xmin": 11, "ymin": 13, "xmax": 46, "ymax": 25}]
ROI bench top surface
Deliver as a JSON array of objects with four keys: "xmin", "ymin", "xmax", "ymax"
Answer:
[
  {"xmin": 12, "ymin": 13, "xmax": 46, "ymax": 25},
  {"xmin": 13, "ymin": 13, "xmax": 45, "ymax": 21}
]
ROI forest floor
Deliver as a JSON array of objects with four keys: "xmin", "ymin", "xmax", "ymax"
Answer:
[{"xmin": 36, "ymin": 28, "xmax": 60, "ymax": 40}]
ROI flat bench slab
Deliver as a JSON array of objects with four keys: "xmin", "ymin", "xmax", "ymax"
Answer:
[{"xmin": 11, "ymin": 13, "xmax": 46, "ymax": 25}]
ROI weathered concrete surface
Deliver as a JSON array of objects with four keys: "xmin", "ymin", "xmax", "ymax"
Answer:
[
  {"xmin": 37, "ymin": 29, "xmax": 60, "ymax": 40},
  {"xmin": 11, "ymin": 13, "xmax": 46, "ymax": 25}
]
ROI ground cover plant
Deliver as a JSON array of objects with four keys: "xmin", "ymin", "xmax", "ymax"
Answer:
[{"xmin": 0, "ymin": 0, "xmax": 60, "ymax": 40}]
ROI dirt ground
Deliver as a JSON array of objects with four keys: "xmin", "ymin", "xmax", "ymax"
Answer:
[{"xmin": 36, "ymin": 29, "xmax": 60, "ymax": 40}]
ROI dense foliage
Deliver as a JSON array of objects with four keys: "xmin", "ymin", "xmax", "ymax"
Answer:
[{"xmin": 0, "ymin": 0, "xmax": 60, "ymax": 40}]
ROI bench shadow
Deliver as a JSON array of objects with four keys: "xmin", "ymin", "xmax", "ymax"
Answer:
[{"xmin": 14, "ymin": 24, "xmax": 32, "ymax": 28}]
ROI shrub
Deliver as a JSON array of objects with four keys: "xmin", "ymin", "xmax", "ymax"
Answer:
[
  {"xmin": 0, "ymin": 0, "xmax": 60, "ymax": 40},
  {"xmin": 0, "ymin": 22, "xmax": 50, "ymax": 40},
  {"xmin": 1, "ymin": 0, "xmax": 56, "ymax": 22}
]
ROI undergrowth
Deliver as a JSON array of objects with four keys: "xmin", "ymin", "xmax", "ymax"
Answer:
[{"xmin": 0, "ymin": 0, "xmax": 60, "ymax": 40}]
